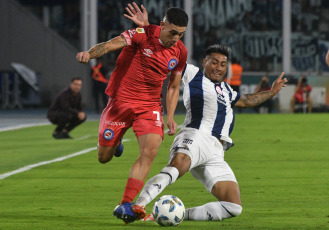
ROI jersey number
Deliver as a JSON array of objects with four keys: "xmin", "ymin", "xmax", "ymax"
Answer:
[{"xmin": 153, "ymin": 111, "xmax": 160, "ymax": 121}]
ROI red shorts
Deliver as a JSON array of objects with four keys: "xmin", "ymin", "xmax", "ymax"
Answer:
[
  {"xmin": 99, "ymin": 98, "xmax": 164, "ymax": 147},
  {"xmin": 294, "ymin": 93, "xmax": 304, "ymax": 103}
]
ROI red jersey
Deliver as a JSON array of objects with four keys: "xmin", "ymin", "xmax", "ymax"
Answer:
[
  {"xmin": 105, "ymin": 25, "xmax": 187, "ymax": 104},
  {"xmin": 294, "ymin": 84, "xmax": 312, "ymax": 103}
]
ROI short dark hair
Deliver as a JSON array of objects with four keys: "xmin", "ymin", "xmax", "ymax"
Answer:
[
  {"xmin": 204, "ymin": 44, "xmax": 231, "ymax": 59},
  {"xmin": 71, "ymin": 77, "xmax": 82, "ymax": 82},
  {"xmin": 164, "ymin": 7, "xmax": 188, "ymax": 27}
]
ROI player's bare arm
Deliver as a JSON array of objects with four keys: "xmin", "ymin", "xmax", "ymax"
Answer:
[
  {"xmin": 294, "ymin": 76, "xmax": 304, "ymax": 93},
  {"xmin": 166, "ymin": 72, "xmax": 182, "ymax": 135},
  {"xmin": 326, "ymin": 50, "xmax": 329, "ymax": 66},
  {"xmin": 76, "ymin": 36, "xmax": 127, "ymax": 63},
  {"xmin": 124, "ymin": 2, "xmax": 150, "ymax": 26},
  {"xmin": 235, "ymin": 72, "xmax": 287, "ymax": 107}
]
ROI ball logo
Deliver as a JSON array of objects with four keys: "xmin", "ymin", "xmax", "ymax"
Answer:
[
  {"xmin": 103, "ymin": 129, "xmax": 114, "ymax": 140},
  {"xmin": 168, "ymin": 58, "xmax": 178, "ymax": 70}
]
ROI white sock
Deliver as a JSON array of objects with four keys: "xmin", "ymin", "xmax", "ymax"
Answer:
[
  {"xmin": 184, "ymin": 201, "xmax": 242, "ymax": 221},
  {"xmin": 136, "ymin": 166, "xmax": 179, "ymax": 207}
]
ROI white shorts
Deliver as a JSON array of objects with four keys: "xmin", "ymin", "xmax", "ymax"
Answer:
[{"xmin": 169, "ymin": 127, "xmax": 237, "ymax": 193}]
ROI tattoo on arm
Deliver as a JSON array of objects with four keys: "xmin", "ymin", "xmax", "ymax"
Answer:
[
  {"xmin": 88, "ymin": 37, "xmax": 127, "ymax": 59},
  {"xmin": 88, "ymin": 42, "xmax": 107, "ymax": 58},
  {"xmin": 240, "ymin": 90, "xmax": 274, "ymax": 107},
  {"xmin": 111, "ymin": 37, "xmax": 127, "ymax": 47}
]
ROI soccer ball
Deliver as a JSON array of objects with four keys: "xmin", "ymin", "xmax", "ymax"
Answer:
[{"xmin": 152, "ymin": 195, "xmax": 185, "ymax": 226}]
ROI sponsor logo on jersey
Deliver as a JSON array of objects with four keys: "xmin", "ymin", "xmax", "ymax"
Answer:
[
  {"xmin": 215, "ymin": 85, "xmax": 223, "ymax": 95},
  {"xmin": 215, "ymin": 85, "xmax": 226, "ymax": 105},
  {"xmin": 136, "ymin": 28, "xmax": 145, "ymax": 33},
  {"xmin": 143, "ymin": 48, "xmax": 153, "ymax": 57},
  {"xmin": 168, "ymin": 58, "xmax": 178, "ymax": 70},
  {"xmin": 103, "ymin": 129, "xmax": 114, "ymax": 140},
  {"xmin": 106, "ymin": 121, "xmax": 126, "ymax": 126},
  {"xmin": 155, "ymin": 120, "xmax": 162, "ymax": 127},
  {"xmin": 217, "ymin": 94, "xmax": 226, "ymax": 105},
  {"xmin": 128, "ymin": 29, "xmax": 136, "ymax": 37},
  {"xmin": 183, "ymin": 139, "xmax": 193, "ymax": 144}
]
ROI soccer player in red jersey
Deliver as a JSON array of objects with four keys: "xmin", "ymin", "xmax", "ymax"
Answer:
[{"xmin": 76, "ymin": 4, "xmax": 188, "ymax": 224}]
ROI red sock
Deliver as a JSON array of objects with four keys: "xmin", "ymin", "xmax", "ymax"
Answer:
[{"xmin": 120, "ymin": 177, "xmax": 144, "ymax": 204}]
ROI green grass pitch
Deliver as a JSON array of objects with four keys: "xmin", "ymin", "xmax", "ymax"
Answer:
[{"xmin": 0, "ymin": 114, "xmax": 328, "ymax": 229}]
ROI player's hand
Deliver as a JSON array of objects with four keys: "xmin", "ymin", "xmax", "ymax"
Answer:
[
  {"xmin": 124, "ymin": 2, "xmax": 149, "ymax": 26},
  {"xmin": 167, "ymin": 119, "xmax": 177, "ymax": 136},
  {"xmin": 76, "ymin": 51, "xmax": 90, "ymax": 63},
  {"xmin": 271, "ymin": 72, "xmax": 288, "ymax": 95}
]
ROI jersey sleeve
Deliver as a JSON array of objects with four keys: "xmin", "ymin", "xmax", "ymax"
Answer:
[
  {"xmin": 224, "ymin": 82, "xmax": 241, "ymax": 106},
  {"xmin": 121, "ymin": 27, "xmax": 146, "ymax": 46},
  {"xmin": 171, "ymin": 44, "xmax": 188, "ymax": 75},
  {"xmin": 181, "ymin": 64, "xmax": 200, "ymax": 87}
]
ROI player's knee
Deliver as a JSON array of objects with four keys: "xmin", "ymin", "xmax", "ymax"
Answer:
[
  {"xmin": 98, "ymin": 153, "xmax": 110, "ymax": 164},
  {"xmin": 140, "ymin": 147, "xmax": 158, "ymax": 161},
  {"xmin": 97, "ymin": 147, "xmax": 114, "ymax": 164},
  {"xmin": 169, "ymin": 153, "xmax": 191, "ymax": 177},
  {"xmin": 221, "ymin": 202, "xmax": 242, "ymax": 218}
]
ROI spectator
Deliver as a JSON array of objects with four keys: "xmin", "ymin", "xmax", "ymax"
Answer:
[
  {"xmin": 253, "ymin": 76, "xmax": 273, "ymax": 113},
  {"xmin": 226, "ymin": 57, "xmax": 243, "ymax": 113},
  {"xmin": 47, "ymin": 77, "xmax": 86, "ymax": 139},
  {"xmin": 290, "ymin": 76, "xmax": 312, "ymax": 113}
]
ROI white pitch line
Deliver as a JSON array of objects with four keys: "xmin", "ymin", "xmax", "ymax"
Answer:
[
  {"xmin": 0, "ymin": 138, "xmax": 132, "ymax": 180},
  {"xmin": 0, "ymin": 147, "xmax": 97, "ymax": 180},
  {"xmin": 0, "ymin": 122, "xmax": 50, "ymax": 132},
  {"xmin": 0, "ymin": 124, "xmax": 184, "ymax": 180}
]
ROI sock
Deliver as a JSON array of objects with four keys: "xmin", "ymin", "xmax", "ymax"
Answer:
[
  {"xmin": 184, "ymin": 201, "xmax": 242, "ymax": 221},
  {"xmin": 120, "ymin": 177, "xmax": 144, "ymax": 204},
  {"xmin": 136, "ymin": 166, "xmax": 179, "ymax": 207}
]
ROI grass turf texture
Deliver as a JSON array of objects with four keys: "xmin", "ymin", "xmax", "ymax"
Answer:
[{"xmin": 0, "ymin": 114, "xmax": 328, "ymax": 229}]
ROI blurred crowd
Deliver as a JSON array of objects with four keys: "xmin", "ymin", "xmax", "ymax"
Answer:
[{"xmin": 19, "ymin": 0, "xmax": 329, "ymax": 72}]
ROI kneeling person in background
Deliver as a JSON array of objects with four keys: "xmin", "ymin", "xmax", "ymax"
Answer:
[{"xmin": 47, "ymin": 77, "xmax": 86, "ymax": 139}]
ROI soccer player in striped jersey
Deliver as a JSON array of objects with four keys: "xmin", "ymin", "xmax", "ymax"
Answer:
[
  {"xmin": 126, "ymin": 4, "xmax": 288, "ymax": 223},
  {"xmin": 136, "ymin": 44, "xmax": 287, "ymax": 222}
]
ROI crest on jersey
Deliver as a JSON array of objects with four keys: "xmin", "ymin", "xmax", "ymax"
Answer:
[
  {"xmin": 168, "ymin": 58, "xmax": 178, "ymax": 70},
  {"xmin": 215, "ymin": 85, "xmax": 223, "ymax": 95},
  {"xmin": 103, "ymin": 129, "xmax": 114, "ymax": 140},
  {"xmin": 136, "ymin": 28, "xmax": 145, "ymax": 33}
]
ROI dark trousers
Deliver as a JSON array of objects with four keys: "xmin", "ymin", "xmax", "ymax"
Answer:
[
  {"xmin": 92, "ymin": 80, "xmax": 108, "ymax": 113},
  {"xmin": 48, "ymin": 111, "xmax": 86, "ymax": 133}
]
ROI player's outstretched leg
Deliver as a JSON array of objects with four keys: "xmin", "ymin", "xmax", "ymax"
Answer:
[
  {"xmin": 114, "ymin": 139, "xmax": 124, "ymax": 157},
  {"xmin": 113, "ymin": 203, "xmax": 136, "ymax": 224},
  {"xmin": 141, "ymin": 213, "xmax": 155, "ymax": 221},
  {"xmin": 131, "ymin": 204, "xmax": 146, "ymax": 220},
  {"xmin": 113, "ymin": 203, "xmax": 146, "ymax": 224},
  {"xmin": 184, "ymin": 201, "xmax": 242, "ymax": 221}
]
